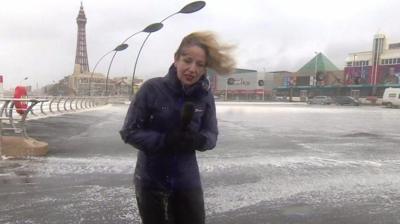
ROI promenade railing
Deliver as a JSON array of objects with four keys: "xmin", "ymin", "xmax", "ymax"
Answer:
[{"xmin": 0, "ymin": 96, "xmax": 110, "ymax": 139}]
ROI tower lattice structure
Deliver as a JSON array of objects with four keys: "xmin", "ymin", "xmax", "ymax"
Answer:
[{"xmin": 74, "ymin": 3, "xmax": 90, "ymax": 73}]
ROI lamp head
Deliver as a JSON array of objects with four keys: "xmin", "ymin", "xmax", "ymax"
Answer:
[
  {"xmin": 179, "ymin": 1, "xmax": 206, "ymax": 14},
  {"xmin": 114, "ymin": 43, "xmax": 129, "ymax": 51},
  {"xmin": 142, "ymin": 23, "xmax": 164, "ymax": 33}
]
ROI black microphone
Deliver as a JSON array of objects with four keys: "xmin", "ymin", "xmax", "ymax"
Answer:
[{"xmin": 181, "ymin": 102, "xmax": 195, "ymax": 131}]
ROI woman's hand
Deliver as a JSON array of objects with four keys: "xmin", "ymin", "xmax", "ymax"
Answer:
[{"xmin": 165, "ymin": 129, "xmax": 207, "ymax": 152}]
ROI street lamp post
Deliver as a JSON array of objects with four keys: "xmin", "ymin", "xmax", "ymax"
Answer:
[
  {"xmin": 313, "ymin": 51, "xmax": 319, "ymax": 96},
  {"xmin": 20, "ymin": 77, "xmax": 29, "ymax": 86},
  {"xmin": 225, "ymin": 78, "xmax": 228, "ymax": 101},
  {"xmin": 314, "ymin": 52, "xmax": 319, "ymax": 86},
  {"xmin": 104, "ymin": 44, "xmax": 130, "ymax": 96},
  {"xmin": 130, "ymin": 1, "xmax": 206, "ymax": 98},
  {"xmin": 105, "ymin": 23, "xmax": 163, "ymax": 96},
  {"xmin": 88, "ymin": 44, "xmax": 128, "ymax": 96}
]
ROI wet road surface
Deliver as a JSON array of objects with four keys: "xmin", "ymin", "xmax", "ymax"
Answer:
[{"xmin": 1, "ymin": 103, "xmax": 400, "ymax": 223}]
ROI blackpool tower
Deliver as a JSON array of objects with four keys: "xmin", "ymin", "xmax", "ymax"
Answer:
[{"xmin": 74, "ymin": 3, "xmax": 90, "ymax": 74}]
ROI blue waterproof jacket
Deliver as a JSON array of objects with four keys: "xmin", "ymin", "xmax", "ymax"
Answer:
[{"xmin": 120, "ymin": 65, "xmax": 218, "ymax": 191}]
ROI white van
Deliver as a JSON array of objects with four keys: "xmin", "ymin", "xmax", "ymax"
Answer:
[{"xmin": 382, "ymin": 88, "xmax": 400, "ymax": 108}]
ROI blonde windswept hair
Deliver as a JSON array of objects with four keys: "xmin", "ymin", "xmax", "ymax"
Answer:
[{"xmin": 175, "ymin": 31, "xmax": 236, "ymax": 75}]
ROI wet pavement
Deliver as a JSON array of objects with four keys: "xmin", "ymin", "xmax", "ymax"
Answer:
[{"xmin": 1, "ymin": 103, "xmax": 400, "ymax": 223}]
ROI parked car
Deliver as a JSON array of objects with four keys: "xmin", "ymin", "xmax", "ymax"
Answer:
[
  {"xmin": 274, "ymin": 96, "xmax": 289, "ymax": 102},
  {"xmin": 335, "ymin": 96, "xmax": 360, "ymax": 106},
  {"xmin": 307, "ymin": 96, "xmax": 333, "ymax": 105},
  {"xmin": 382, "ymin": 87, "xmax": 400, "ymax": 108}
]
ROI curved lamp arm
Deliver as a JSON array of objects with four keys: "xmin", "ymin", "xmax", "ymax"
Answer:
[
  {"xmin": 130, "ymin": 1, "xmax": 206, "ymax": 97},
  {"xmin": 88, "ymin": 50, "xmax": 114, "ymax": 96},
  {"xmin": 91, "ymin": 44, "xmax": 128, "ymax": 96},
  {"xmin": 105, "ymin": 23, "xmax": 163, "ymax": 96}
]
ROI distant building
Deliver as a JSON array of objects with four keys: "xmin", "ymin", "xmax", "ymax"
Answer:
[
  {"xmin": 344, "ymin": 33, "xmax": 400, "ymax": 96},
  {"xmin": 65, "ymin": 4, "xmax": 135, "ymax": 96},
  {"xmin": 67, "ymin": 3, "xmax": 94, "ymax": 95},
  {"xmin": 296, "ymin": 53, "xmax": 343, "ymax": 87},
  {"xmin": 274, "ymin": 34, "xmax": 400, "ymax": 99},
  {"xmin": 273, "ymin": 53, "xmax": 344, "ymax": 100},
  {"xmin": 209, "ymin": 68, "xmax": 321, "ymax": 101},
  {"xmin": 270, "ymin": 71, "xmax": 296, "ymax": 88},
  {"xmin": 209, "ymin": 68, "xmax": 272, "ymax": 101},
  {"xmin": 112, "ymin": 77, "xmax": 143, "ymax": 96}
]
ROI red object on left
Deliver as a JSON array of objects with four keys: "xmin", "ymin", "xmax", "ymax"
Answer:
[{"xmin": 13, "ymin": 86, "xmax": 28, "ymax": 115}]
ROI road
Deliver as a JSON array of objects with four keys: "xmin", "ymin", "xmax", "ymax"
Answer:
[{"xmin": 1, "ymin": 103, "xmax": 399, "ymax": 224}]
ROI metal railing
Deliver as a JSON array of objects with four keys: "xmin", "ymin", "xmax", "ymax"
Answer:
[{"xmin": 0, "ymin": 96, "xmax": 109, "ymax": 139}]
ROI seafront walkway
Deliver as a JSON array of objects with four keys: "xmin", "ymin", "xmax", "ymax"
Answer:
[{"xmin": 1, "ymin": 102, "xmax": 400, "ymax": 224}]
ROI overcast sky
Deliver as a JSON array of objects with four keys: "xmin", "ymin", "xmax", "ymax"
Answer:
[{"xmin": 1, "ymin": 0, "xmax": 400, "ymax": 89}]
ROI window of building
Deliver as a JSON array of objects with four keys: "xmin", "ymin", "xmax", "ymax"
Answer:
[{"xmin": 347, "ymin": 62, "xmax": 352, "ymax": 66}]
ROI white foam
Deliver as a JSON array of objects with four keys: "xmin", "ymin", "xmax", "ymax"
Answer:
[
  {"xmin": 204, "ymin": 171, "xmax": 400, "ymax": 215},
  {"xmin": 26, "ymin": 104, "xmax": 112, "ymax": 121},
  {"xmin": 20, "ymin": 156, "xmax": 136, "ymax": 176},
  {"xmin": 198, "ymin": 155, "xmax": 384, "ymax": 174}
]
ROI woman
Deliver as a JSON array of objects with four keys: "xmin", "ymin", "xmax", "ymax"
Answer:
[{"xmin": 120, "ymin": 31, "xmax": 235, "ymax": 224}]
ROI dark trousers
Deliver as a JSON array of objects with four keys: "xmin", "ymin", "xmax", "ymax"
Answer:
[{"xmin": 135, "ymin": 184, "xmax": 205, "ymax": 224}]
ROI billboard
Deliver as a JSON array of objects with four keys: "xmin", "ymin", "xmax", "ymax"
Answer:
[
  {"xmin": 344, "ymin": 66, "xmax": 371, "ymax": 85},
  {"xmin": 380, "ymin": 66, "xmax": 400, "ymax": 84}
]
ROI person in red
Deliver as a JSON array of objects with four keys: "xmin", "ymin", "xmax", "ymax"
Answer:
[{"xmin": 120, "ymin": 31, "xmax": 235, "ymax": 224}]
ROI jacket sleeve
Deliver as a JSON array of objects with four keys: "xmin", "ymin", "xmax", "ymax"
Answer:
[
  {"xmin": 198, "ymin": 97, "xmax": 218, "ymax": 151},
  {"xmin": 119, "ymin": 82, "xmax": 166, "ymax": 154}
]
